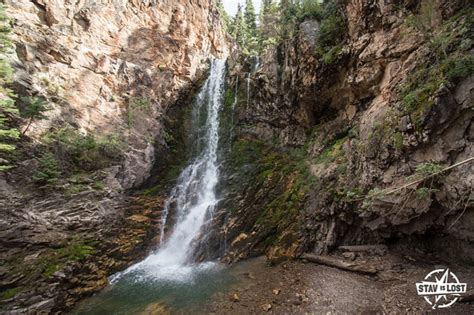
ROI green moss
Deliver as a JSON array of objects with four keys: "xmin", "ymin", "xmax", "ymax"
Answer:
[
  {"xmin": 399, "ymin": 7, "xmax": 474, "ymax": 128},
  {"xmin": 315, "ymin": 136, "xmax": 347, "ymax": 164},
  {"xmin": 223, "ymin": 88, "xmax": 235, "ymax": 109},
  {"xmin": 231, "ymin": 139, "xmax": 314, "ymax": 236},
  {"xmin": 92, "ymin": 180, "xmax": 105, "ymax": 191},
  {"xmin": 37, "ymin": 238, "xmax": 97, "ymax": 279},
  {"xmin": 0, "ymin": 287, "xmax": 21, "ymax": 300}
]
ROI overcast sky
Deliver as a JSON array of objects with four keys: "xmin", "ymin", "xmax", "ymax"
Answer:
[{"xmin": 222, "ymin": 0, "xmax": 262, "ymax": 17}]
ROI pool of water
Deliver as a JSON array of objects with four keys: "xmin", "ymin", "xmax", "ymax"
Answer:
[{"xmin": 73, "ymin": 262, "xmax": 235, "ymax": 314}]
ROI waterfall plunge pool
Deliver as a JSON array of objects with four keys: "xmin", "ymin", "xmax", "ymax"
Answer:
[{"xmin": 72, "ymin": 262, "xmax": 236, "ymax": 314}]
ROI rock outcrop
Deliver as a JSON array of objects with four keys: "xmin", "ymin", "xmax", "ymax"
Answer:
[
  {"xmin": 202, "ymin": 0, "xmax": 473, "ymax": 265},
  {"xmin": 6, "ymin": 0, "xmax": 227, "ymax": 189}
]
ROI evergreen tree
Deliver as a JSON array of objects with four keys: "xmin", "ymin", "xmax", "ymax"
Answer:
[
  {"xmin": 279, "ymin": 0, "xmax": 299, "ymax": 40},
  {"xmin": 0, "ymin": 4, "xmax": 19, "ymax": 171},
  {"xmin": 244, "ymin": 0, "xmax": 257, "ymax": 38},
  {"xmin": 20, "ymin": 96, "xmax": 50, "ymax": 135},
  {"xmin": 232, "ymin": 4, "xmax": 247, "ymax": 48},
  {"xmin": 258, "ymin": 0, "xmax": 280, "ymax": 52},
  {"xmin": 215, "ymin": 0, "xmax": 231, "ymax": 34}
]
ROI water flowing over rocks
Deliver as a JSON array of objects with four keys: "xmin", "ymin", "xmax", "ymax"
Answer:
[
  {"xmin": 1, "ymin": 0, "xmax": 227, "ymax": 312},
  {"xmin": 1, "ymin": 0, "xmax": 473, "ymax": 313}
]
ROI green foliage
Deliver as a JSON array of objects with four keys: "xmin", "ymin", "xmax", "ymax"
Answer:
[
  {"xmin": 392, "ymin": 132, "xmax": 404, "ymax": 152},
  {"xmin": 42, "ymin": 127, "xmax": 124, "ymax": 172},
  {"xmin": 399, "ymin": 7, "xmax": 473, "ymax": 127},
  {"xmin": 314, "ymin": 2, "xmax": 345, "ymax": 65},
  {"xmin": 415, "ymin": 187, "xmax": 438, "ymax": 200},
  {"xmin": 362, "ymin": 187, "xmax": 386, "ymax": 209},
  {"xmin": 0, "ymin": 4, "xmax": 19, "ymax": 170},
  {"xmin": 298, "ymin": 0, "xmax": 323, "ymax": 21},
  {"xmin": 214, "ymin": 0, "xmax": 231, "ymax": 33},
  {"xmin": 415, "ymin": 162, "xmax": 444, "ymax": 175},
  {"xmin": 20, "ymin": 96, "xmax": 50, "ymax": 135},
  {"xmin": 279, "ymin": 0, "xmax": 299, "ymax": 40},
  {"xmin": 1, "ymin": 287, "xmax": 20, "ymax": 300},
  {"xmin": 38, "ymin": 238, "xmax": 96, "ymax": 278},
  {"xmin": 32, "ymin": 153, "xmax": 61, "ymax": 186},
  {"xmin": 258, "ymin": 0, "xmax": 280, "ymax": 52},
  {"xmin": 315, "ymin": 136, "xmax": 347, "ymax": 164},
  {"xmin": 244, "ymin": 0, "xmax": 257, "ymax": 37}
]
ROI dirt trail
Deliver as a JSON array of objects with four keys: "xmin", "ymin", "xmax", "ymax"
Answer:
[{"xmin": 195, "ymin": 255, "xmax": 474, "ymax": 314}]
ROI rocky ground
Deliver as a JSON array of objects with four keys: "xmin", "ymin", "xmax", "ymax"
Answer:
[
  {"xmin": 199, "ymin": 253, "xmax": 474, "ymax": 314},
  {"xmin": 0, "ymin": 189, "xmax": 164, "ymax": 313}
]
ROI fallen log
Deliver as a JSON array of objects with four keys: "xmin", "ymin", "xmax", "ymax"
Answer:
[
  {"xmin": 301, "ymin": 254, "xmax": 378, "ymax": 275},
  {"xmin": 339, "ymin": 245, "xmax": 388, "ymax": 252},
  {"xmin": 460, "ymin": 289, "xmax": 474, "ymax": 303},
  {"xmin": 339, "ymin": 245, "xmax": 388, "ymax": 255}
]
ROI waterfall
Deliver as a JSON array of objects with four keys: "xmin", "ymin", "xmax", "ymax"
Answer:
[
  {"xmin": 111, "ymin": 59, "xmax": 227, "ymax": 283},
  {"xmin": 253, "ymin": 56, "xmax": 260, "ymax": 72},
  {"xmin": 246, "ymin": 73, "xmax": 251, "ymax": 110}
]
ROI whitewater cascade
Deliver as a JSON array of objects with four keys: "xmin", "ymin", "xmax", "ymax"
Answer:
[{"xmin": 111, "ymin": 59, "xmax": 226, "ymax": 283}]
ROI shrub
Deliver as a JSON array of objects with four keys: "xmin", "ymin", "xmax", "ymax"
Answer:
[
  {"xmin": 19, "ymin": 96, "xmax": 50, "ymax": 135},
  {"xmin": 42, "ymin": 127, "xmax": 124, "ymax": 171},
  {"xmin": 415, "ymin": 162, "xmax": 444, "ymax": 175},
  {"xmin": 399, "ymin": 7, "xmax": 473, "ymax": 127},
  {"xmin": 298, "ymin": 0, "xmax": 323, "ymax": 20},
  {"xmin": 32, "ymin": 153, "xmax": 61, "ymax": 186}
]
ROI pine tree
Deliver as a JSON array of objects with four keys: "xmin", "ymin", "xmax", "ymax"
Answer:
[
  {"xmin": 0, "ymin": 4, "xmax": 19, "ymax": 171},
  {"xmin": 258, "ymin": 0, "xmax": 280, "ymax": 52},
  {"xmin": 232, "ymin": 3, "xmax": 247, "ymax": 48},
  {"xmin": 215, "ymin": 0, "xmax": 231, "ymax": 34},
  {"xmin": 244, "ymin": 0, "xmax": 257, "ymax": 38},
  {"xmin": 20, "ymin": 96, "xmax": 50, "ymax": 136},
  {"xmin": 279, "ymin": 0, "xmax": 299, "ymax": 40}
]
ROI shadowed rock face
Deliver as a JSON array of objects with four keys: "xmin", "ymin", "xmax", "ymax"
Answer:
[{"xmin": 198, "ymin": 0, "xmax": 473, "ymax": 265}]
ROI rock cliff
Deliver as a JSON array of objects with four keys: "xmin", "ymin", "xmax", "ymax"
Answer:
[
  {"xmin": 201, "ymin": 0, "xmax": 473, "ymax": 265},
  {"xmin": 6, "ymin": 0, "xmax": 227, "ymax": 189}
]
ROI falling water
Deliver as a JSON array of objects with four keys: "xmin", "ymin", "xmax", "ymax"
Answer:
[
  {"xmin": 111, "ymin": 59, "xmax": 227, "ymax": 283},
  {"xmin": 246, "ymin": 73, "xmax": 251, "ymax": 110},
  {"xmin": 253, "ymin": 56, "xmax": 260, "ymax": 72}
]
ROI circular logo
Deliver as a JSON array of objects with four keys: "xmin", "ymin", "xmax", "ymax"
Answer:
[{"xmin": 416, "ymin": 269, "xmax": 467, "ymax": 309}]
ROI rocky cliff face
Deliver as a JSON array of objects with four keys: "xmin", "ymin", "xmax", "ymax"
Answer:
[
  {"xmin": 6, "ymin": 0, "xmax": 227, "ymax": 189},
  {"xmin": 1, "ymin": 0, "xmax": 226, "ymax": 312},
  {"xmin": 202, "ymin": 0, "xmax": 473, "ymax": 265}
]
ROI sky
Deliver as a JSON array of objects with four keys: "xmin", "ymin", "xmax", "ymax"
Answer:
[{"xmin": 222, "ymin": 0, "xmax": 262, "ymax": 17}]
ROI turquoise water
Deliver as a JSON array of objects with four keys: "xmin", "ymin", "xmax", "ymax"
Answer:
[{"xmin": 73, "ymin": 263, "xmax": 234, "ymax": 314}]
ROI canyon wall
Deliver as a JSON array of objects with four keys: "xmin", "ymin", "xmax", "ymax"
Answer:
[{"xmin": 201, "ymin": 0, "xmax": 473, "ymax": 264}]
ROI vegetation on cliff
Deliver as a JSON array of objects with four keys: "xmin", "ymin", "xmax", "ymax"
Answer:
[{"xmin": 0, "ymin": 4, "xmax": 19, "ymax": 170}]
